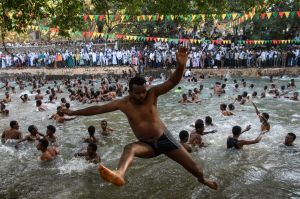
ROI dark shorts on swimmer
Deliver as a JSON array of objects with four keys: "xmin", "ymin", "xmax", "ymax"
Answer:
[{"xmin": 143, "ymin": 129, "xmax": 181, "ymax": 156}]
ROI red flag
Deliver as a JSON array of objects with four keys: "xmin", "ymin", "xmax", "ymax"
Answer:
[
  {"xmin": 261, "ymin": 13, "xmax": 266, "ymax": 19},
  {"xmin": 297, "ymin": 11, "xmax": 300, "ymax": 17},
  {"xmin": 279, "ymin": 12, "xmax": 284, "ymax": 18},
  {"xmin": 83, "ymin": 15, "xmax": 88, "ymax": 21},
  {"xmin": 99, "ymin": 15, "xmax": 104, "ymax": 21}
]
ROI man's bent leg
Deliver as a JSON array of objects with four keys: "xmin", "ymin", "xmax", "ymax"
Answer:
[
  {"xmin": 165, "ymin": 147, "xmax": 218, "ymax": 190},
  {"xmin": 117, "ymin": 141, "xmax": 156, "ymax": 176},
  {"xmin": 99, "ymin": 142, "xmax": 156, "ymax": 186}
]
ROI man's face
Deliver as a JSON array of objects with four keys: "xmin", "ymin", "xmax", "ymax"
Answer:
[
  {"xmin": 129, "ymin": 84, "xmax": 147, "ymax": 104},
  {"xmin": 285, "ymin": 135, "xmax": 294, "ymax": 146},
  {"xmin": 13, "ymin": 123, "xmax": 19, "ymax": 130}
]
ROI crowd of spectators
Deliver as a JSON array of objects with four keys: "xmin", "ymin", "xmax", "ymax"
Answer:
[{"xmin": 0, "ymin": 41, "xmax": 299, "ymax": 69}]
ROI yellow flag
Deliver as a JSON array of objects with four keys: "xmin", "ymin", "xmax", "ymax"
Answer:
[
  {"xmin": 160, "ymin": 15, "xmax": 164, "ymax": 20},
  {"xmin": 89, "ymin": 15, "xmax": 94, "ymax": 21},
  {"xmin": 192, "ymin": 14, "xmax": 196, "ymax": 21},
  {"xmin": 284, "ymin": 12, "xmax": 290, "ymax": 18},
  {"xmin": 212, "ymin": 14, "xmax": 216, "ymax": 19},
  {"xmin": 171, "ymin": 15, "xmax": 174, "ymax": 20},
  {"xmin": 287, "ymin": 40, "xmax": 291, "ymax": 43},
  {"xmin": 92, "ymin": 32, "xmax": 97, "ymax": 38},
  {"xmin": 137, "ymin": 16, "xmax": 141, "ymax": 21},
  {"xmin": 133, "ymin": 36, "xmax": 137, "ymax": 40},
  {"xmin": 121, "ymin": 15, "xmax": 126, "ymax": 21},
  {"xmin": 221, "ymin": 14, "xmax": 226, "ymax": 20},
  {"xmin": 201, "ymin": 14, "xmax": 205, "ymax": 21},
  {"xmin": 254, "ymin": 40, "xmax": 258, "ymax": 44},
  {"xmin": 232, "ymin": 13, "xmax": 238, "ymax": 20},
  {"xmin": 266, "ymin": 12, "xmax": 272, "ymax": 19}
]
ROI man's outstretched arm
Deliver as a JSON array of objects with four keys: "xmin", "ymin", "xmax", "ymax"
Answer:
[
  {"xmin": 63, "ymin": 99, "xmax": 120, "ymax": 116},
  {"xmin": 152, "ymin": 47, "xmax": 190, "ymax": 97}
]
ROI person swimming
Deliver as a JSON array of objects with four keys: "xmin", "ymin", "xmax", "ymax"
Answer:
[
  {"xmin": 37, "ymin": 138, "xmax": 59, "ymax": 161},
  {"xmin": 227, "ymin": 125, "xmax": 263, "ymax": 149},
  {"xmin": 75, "ymin": 143, "xmax": 101, "ymax": 164},
  {"xmin": 179, "ymin": 130, "xmax": 192, "ymax": 153}
]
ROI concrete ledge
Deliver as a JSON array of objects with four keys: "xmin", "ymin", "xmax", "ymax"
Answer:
[{"xmin": 0, "ymin": 67, "xmax": 299, "ymax": 78}]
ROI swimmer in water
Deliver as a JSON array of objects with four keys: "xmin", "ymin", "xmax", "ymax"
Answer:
[
  {"xmin": 35, "ymin": 89, "xmax": 44, "ymax": 100},
  {"xmin": 179, "ymin": 130, "xmax": 192, "ymax": 153},
  {"xmin": 284, "ymin": 133, "xmax": 296, "ymax": 146},
  {"xmin": 227, "ymin": 125, "xmax": 263, "ymax": 149},
  {"xmin": 100, "ymin": 120, "xmax": 114, "ymax": 136},
  {"xmin": 36, "ymin": 100, "xmax": 47, "ymax": 111},
  {"xmin": 178, "ymin": 93, "xmax": 192, "ymax": 104},
  {"xmin": 189, "ymin": 119, "xmax": 217, "ymax": 148},
  {"xmin": 15, "ymin": 125, "xmax": 42, "ymax": 147},
  {"xmin": 0, "ymin": 102, "xmax": 9, "ymax": 115},
  {"xmin": 2, "ymin": 92, "xmax": 12, "ymax": 103},
  {"xmin": 37, "ymin": 138, "xmax": 59, "ymax": 161},
  {"xmin": 63, "ymin": 47, "xmax": 218, "ymax": 190},
  {"xmin": 1, "ymin": 121, "xmax": 22, "ymax": 141},
  {"xmin": 75, "ymin": 143, "xmax": 101, "ymax": 164},
  {"xmin": 285, "ymin": 92, "xmax": 299, "ymax": 101},
  {"xmin": 83, "ymin": 126, "xmax": 98, "ymax": 144},
  {"xmin": 251, "ymin": 101, "xmax": 270, "ymax": 133},
  {"xmin": 20, "ymin": 94, "xmax": 30, "ymax": 102},
  {"xmin": 44, "ymin": 125, "xmax": 57, "ymax": 144},
  {"xmin": 220, "ymin": 104, "xmax": 234, "ymax": 116}
]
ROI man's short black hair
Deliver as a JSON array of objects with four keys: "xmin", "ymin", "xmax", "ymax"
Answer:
[
  {"xmin": 129, "ymin": 76, "xmax": 146, "ymax": 91},
  {"xmin": 28, "ymin": 125, "xmax": 35, "ymax": 133},
  {"xmin": 10, "ymin": 120, "xmax": 18, "ymax": 128},
  {"xmin": 205, "ymin": 116, "xmax": 212, "ymax": 125},
  {"xmin": 288, "ymin": 133, "xmax": 296, "ymax": 141},
  {"xmin": 39, "ymin": 138, "xmax": 49, "ymax": 148},
  {"xmin": 179, "ymin": 130, "xmax": 189, "ymax": 141},
  {"xmin": 47, "ymin": 125, "xmax": 56, "ymax": 133},
  {"xmin": 88, "ymin": 126, "xmax": 95, "ymax": 136},
  {"xmin": 232, "ymin": 126, "xmax": 242, "ymax": 136},
  {"xmin": 195, "ymin": 119, "xmax": 204, "ymax": 130}
]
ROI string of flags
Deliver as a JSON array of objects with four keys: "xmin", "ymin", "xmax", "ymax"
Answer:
[
  {"xmin": 80, "ymin": 11, "xmax": 300, "ymax": 23},
  {"xmin": 25, "ymin": 25, "xmax": 300, "ymax": 45}
]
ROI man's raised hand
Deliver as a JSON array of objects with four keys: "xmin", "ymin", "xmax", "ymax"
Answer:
[{"xmin": 176, "ymin": 47, "xmax": 190, "ymax": 66}]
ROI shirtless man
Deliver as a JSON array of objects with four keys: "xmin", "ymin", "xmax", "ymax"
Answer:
[
  {"xmin": 15, "ymin": 125, "xmax": 43, "ymax": 148},
  {"xmin": 227, "ymin": 125, "xmax": 263, "ymax": 149},
  {"xmin": 251, "ymin": 101, "xmax": 270, "ymax": 133},
  {"xmin": 284, "ymin": 133, "xmax": 296, "ymax": 146},
  {"xmin": 63, "ymin": 47, "xmax": 218, "ymax": 189},
  {"xmin": 100, "ymin": 120, "xmax": 114, "ymax": 136},
  {"xmin": 0, "ymin": 102, "xmax": 9, "ymax": 115},
  {"xmin": 190, "ymin": 119, "xmax": 217, "ymax": 148},
  {"xmin": 220, "ymin": 104, "xmax": 234, "ymax": 116},
  {"xmin": 36, "ymin": 138, "xmax": 59, "ymax": 161},
  {"xmin": 2, "ymin": 92, "xmax": 12, "ymax": 103},
  {"xmin": 75, "ymin": 143, "xmax": 101, "ymax": 164},
  {"xmin": 285, "ymin": 92, "xmax": 299, "ymax": 101},
  {"xmin": 49, "ymin": 107, "xmax": 75, "ymax": 123},
  {"xmin": 83, "ymin": 126, "xmax": 98, "ymax": 144},
  {"xmin": 20, "ymin": 94, "xmax": 29, "ymax": 102},
  {"xmin": 35, "ymin": 89, "xmax": 44, "ymax": 100},
  {"xmin": 36, "ymin": 100, "xmax": 47, "ymax": 111},
  {"xmin": 178, "ymin": 93, "xmax": 192, "ymax": 104},
  {"xmin": 179, "ymin": 130, "xmax": 192, "ymax": 153},
  {"xmin": 1, "ymin": 121, "xmax": 22, "ymax": 140}
]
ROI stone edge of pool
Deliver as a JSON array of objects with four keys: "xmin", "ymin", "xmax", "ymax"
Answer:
[{"xmin": 0, "ymin": 67, "xmax": 299, "ymax": 77}]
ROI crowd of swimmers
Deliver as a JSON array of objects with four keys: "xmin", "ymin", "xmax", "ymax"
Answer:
[{"xmin": 1, "ymin": 72, "xmax": 298, "ymax": 165}]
